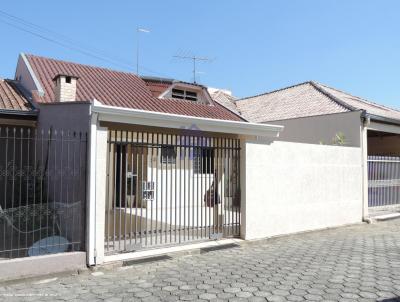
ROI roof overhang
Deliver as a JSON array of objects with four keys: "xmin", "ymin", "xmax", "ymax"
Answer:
[
  {"xmin": 0, "ymin": 109, "xmax": 38, "ymax": 118},
  {"xmin": 91, "ymin": 102, "xmax": 283, "ymax": 138},
  {"xmin": 363, "ymin": 111, "xmax": 400, "ymax": 128}
]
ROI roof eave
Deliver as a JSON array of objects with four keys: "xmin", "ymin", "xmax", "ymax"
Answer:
[
  {"xmin": 0, "ymin": 108, "xmax": 39, "ymax": 117},
  {"xmin": 91, "ymin": 102, "xmax": 283, "ymax": 138},
  {"xmin": 363, "ymin": 111, "xmax": 400, "ymax": 127}
]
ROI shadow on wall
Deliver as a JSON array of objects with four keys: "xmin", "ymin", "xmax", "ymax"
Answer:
[{"xmin": 380, "ymin": 299, "xmax": 400, "ymax": 302}]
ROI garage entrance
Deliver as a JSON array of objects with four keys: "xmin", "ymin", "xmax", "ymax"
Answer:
[
  {"xmin": 367, "ymin": 130, "xmax": 400, "ymax": 216},
  {"xmin": 104, "ymin": 128, "xmax": 241, "ymax": 254}
]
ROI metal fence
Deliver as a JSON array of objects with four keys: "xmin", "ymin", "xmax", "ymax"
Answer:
[
  {"xmin": 0, "ymin": 127, "xmax": 87, "ymax": 259},
  {"xmin": 105, "ymin": 130, "xmax": 241, "ymax": 254},
  {"xmin": 368, "ymin": 155, "xmax": 400, "ymax": 207}
]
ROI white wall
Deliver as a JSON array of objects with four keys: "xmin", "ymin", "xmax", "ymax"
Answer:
[
  {"xmin": 267, "ymin": 111, "xmax": 362, "ymax": 147},
  {"xmin": 242, "ymin": 140, "xmax": 363, "ymax": 240}
]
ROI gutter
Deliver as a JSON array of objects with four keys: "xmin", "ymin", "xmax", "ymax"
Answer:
[
  {"xmin": 361, "ymin": 111, "xmax": 400, "ymax": 127},
  {"xmin": 91, "ymin": 102, "xmax": 283, "ymax": 138},
  {"xmin": 0, "ymin": 109, "xmax": 39, "ymax": 117}
]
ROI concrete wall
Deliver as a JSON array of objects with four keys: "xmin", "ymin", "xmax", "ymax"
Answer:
[
  {"xmin": 15, "ymin": 54, "xmax": 40, "ymax": 94},
  {"xmin": 0, "ymin": 252, "xmax": 86, "ymax": 282},
  {"xmin": 267, "ymin": 111, "xmax": 362, "ymax": 147},
  {"xmin": 241, "ymin": 140, "xmax": 363, "ymax": 240},
  {"xmin": 37, "ymin": 102, "xmax": 91, "ymax": 133}
]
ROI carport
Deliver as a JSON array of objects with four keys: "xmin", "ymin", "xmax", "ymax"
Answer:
[
  {"xmin": 365, "ymin": 117, "xmax": 400, "ymax": 217},
  {"xmin": 87, "ymin": 102, "xmax": 283, "ymax": 265}
]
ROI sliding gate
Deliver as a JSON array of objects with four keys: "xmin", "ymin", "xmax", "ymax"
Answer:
[
  {"xmin": 368, "ymin": 155, "xmax": 400, "ymax": 207},
  {"xmin": 105, "ymin": 129, "xmax": 240, "ymax": 254}
]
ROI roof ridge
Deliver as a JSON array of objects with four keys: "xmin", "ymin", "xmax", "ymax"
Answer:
[
  {"xmin": 237, "ymin": 81, "xmax": 314, "ymax": 101},
  {"xmin": 25, "ymin": 53, "xmax": 139, "ymax": 78},
  {"xmin": 309, "ymin": 81, "xmax": 356, "ymax": 111},
  {"xmin": 316, "ymin": 82, "xmax": 400, "ymax": 114}
]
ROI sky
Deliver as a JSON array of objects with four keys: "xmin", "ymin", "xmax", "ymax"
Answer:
[{"xmin": 0, "ymin": 1, "xmax": 399, "ymax": 108}]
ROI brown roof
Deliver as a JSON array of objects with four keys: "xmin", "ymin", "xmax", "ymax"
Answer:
[
  {"xmin": 26, "ymin": 54, "xmax": 243, "ymax": 121},
  {"xmin": 237, "ymin": 81, "xmax": 400, "ymax": 123},
  {"xmin": 0, "ymin": 79, "xmax": 35, "ymax": 113},
  {"xmin": 141, "ymin": 76, "xmax": 173, "ymax": 97}
]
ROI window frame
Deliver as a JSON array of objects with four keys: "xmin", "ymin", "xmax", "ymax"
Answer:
[
  {"xmin": 171, "ymin": 88, "xmax": 198, "ymax": 102},
  {"xmin": 160, "ymin": 145, "xmax": 177, "ymax": 164},
  {"xmin": 193, "ymin": 147, "xmax": 215, "ymax": 174}
]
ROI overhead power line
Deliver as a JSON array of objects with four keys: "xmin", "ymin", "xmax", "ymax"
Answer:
[{"xmin": 0, "ymin": 9, "xmax": 169, "ymax": 78}]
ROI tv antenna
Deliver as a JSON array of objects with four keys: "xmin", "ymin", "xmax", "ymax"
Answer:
[{"xmin": 173, "ymin": 55, "xmax": 211, "ymax": 83}]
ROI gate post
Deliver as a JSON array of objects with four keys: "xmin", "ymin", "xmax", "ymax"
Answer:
[
  {"xmin": 239, "ymin": 137, "xmax": 247, "ymax": 240},
  {"xmin": 87, "ymin": 113, "xmax": 108, "ymax": 266},
  {"xmin": 361, "ymin": 125, "xmax": 369, "ymax": 220}
]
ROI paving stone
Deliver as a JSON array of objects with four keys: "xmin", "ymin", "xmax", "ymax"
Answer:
[
  {"xmin": 236, "ymin": 291, "xmax": 253, "ymax": 298},
  {"xmin": 3, "ymin": 219, "xmax": 400, "ymax": 302},
  {"xmin": 198, "ymin": 293, "xmax": 217, "ymax": 300}
]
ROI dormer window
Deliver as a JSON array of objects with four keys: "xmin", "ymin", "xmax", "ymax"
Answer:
[{"xmin": 172, "ymin": 88, "xmax": 197, "ymax": 101}]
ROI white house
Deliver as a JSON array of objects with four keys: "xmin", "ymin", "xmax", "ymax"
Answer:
[{"xmin": 0, "ymin": 54, "xmax": 363, "ymax": 280}]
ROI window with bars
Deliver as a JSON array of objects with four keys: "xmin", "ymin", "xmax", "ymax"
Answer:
[
  {"xmin": 172, "ymin": 88, "xmax": 198, "ymax": 101},
  {"xmin": 193, "ymin": 147, "xmax": 215, "ymax": 174},
  {"xmin": 161, "ymin": 146, "xmax": 177, "ymax": 164}
]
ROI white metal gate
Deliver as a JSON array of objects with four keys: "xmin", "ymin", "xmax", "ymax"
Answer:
[
  {"xmin": 368, "ymin": 155, "xmax": 400, "ymax": 207},
  {"xmin": 105, "ymin": 129, "xmax": 240, "ymax": 254}
]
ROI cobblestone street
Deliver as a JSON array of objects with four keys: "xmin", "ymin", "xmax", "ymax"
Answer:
[{"xmin": 1, "ymin": 220, "xmax": 400, "ymax": 302}]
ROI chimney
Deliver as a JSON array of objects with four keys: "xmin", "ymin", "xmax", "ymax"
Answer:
[{"xmin": 53, "ymin": 74, "xmax": 79, "ymax": 102}]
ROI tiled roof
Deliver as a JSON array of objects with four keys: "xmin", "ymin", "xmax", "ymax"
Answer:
[
  {"xmin": 237, "ymin": 81, "xmax": 400, "ymax": 123},
  {"xmin": 141, "ymin": 76, "xmax": 173, "ymax": 97},
  {"xmin": 0, "ymin": 79, "xmax": 35, "ymax": 112},
  {"xmin": 315, "ymin": 83, "xmax": 400, "ymax": 121},
  {"xmin": 26, "ymin": 54, "xmax": 243, "ymax": 121},
  {"xmin": 209, "ymin": 90, "xmax": 240, "ymax": 114}
]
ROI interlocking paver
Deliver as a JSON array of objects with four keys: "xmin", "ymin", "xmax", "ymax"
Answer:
[{"xmin": 1, "ymin": 219, "xmax": 400, "ymax": 301}]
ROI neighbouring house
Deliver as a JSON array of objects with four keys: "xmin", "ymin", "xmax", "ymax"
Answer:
[
  {"xmin": 0, "ymin": 77, "xmax": 38, "ymax": 235},
  {"xmin": 208, "ymin": 87, "xmax": 239, "ymax": 115},
  {"xmin": 0, "ymin": 75, "xmax": 86, "ymax": 279},
  {"xmin": 0, "ymin": 54, "xmax": 365, "ymax": 280},
  {"xmin": 0, "ymin": 78, "xmax": 37, "ymax": 127},
  {"xmin": 237, "ymin": 81, "xmax": 400, "ymax": 218}
]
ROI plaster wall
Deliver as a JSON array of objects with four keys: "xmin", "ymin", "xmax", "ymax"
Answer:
[
  {"xmin": 242, "ymin": 140, "xmax": 363, "ymax": 240},
  {"xmin": 266, "ymin": 111, "xmax": 362, "ymax": 147}
]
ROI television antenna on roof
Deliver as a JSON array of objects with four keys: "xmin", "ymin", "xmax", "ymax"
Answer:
[{"xmin": 173, "ymin": 55, "xmax": 211, "ymax": 83}]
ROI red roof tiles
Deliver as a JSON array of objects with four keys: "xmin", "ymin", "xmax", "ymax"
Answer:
[
  {"xmin": 0, "ymin": 79, "xmax": 35, "ymax": 112},
  {"xmin": 26, "ymin": 55, "xmax": 243, "ymax": 121}
]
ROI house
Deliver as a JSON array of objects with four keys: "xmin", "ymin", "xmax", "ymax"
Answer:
[
  {"xmin": 0, "ymin": 78, "xmax": 38, "ymax": 216},
  {"xmin": 0, "ymin": 54, "xmax": 364, "ymax": 280},
  {"xmin": 237, "ymin": 81, "xmax": 400, "ymax": 218},
  {"xmin": 0, "ymin": 78, "xmax": 37, "ymax": 127}
]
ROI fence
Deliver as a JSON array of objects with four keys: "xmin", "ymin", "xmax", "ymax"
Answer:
[
  {"xmin": 105, "ymin": 130, "xmax": 241, "ymax": 254},
  {"xmin": 0, "ymin": 127, "xmax": 87, "ymax": 259},
  {"xmin": 368, "ymin": 155, "xmax": 400, "ymax": 207}
]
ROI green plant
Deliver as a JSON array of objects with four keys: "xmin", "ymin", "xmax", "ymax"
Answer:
[{"xmin": 332, "ymin": 132, "xmax": 346, "ymax": 146}]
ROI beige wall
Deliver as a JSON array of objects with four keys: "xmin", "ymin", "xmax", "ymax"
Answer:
[
  {"xmin": 266, "ymin": 111, "xmax": 363, "ymax": 147},
  {"xmin": 241, "ymin": 140, "xmax": 363, "ymax": 240}
]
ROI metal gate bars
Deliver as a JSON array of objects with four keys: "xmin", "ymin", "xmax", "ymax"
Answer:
[
  {"xmin": 105, "ymin": 129, "xmax": 241, "ymax": 254},
  {"xmin": 0, "ymin": 127, "xmax": 87, "ymax": 259},
  {"xmin": 368, "ymin": 155, "xmax": 400, "ymax": 207}
]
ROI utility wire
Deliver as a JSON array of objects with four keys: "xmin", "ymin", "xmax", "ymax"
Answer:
[
  {"xmin": 0, "ymin": 18, "xmax": 134, "ymax": 71},
  {"xmin": 0, "ymin": 9, "xmax": 170, "ymax": 77}
]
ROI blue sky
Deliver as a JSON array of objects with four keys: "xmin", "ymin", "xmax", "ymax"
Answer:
[{"xmin": 0, "ymin": 1, "xmax": 399, "ymax": 108}]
